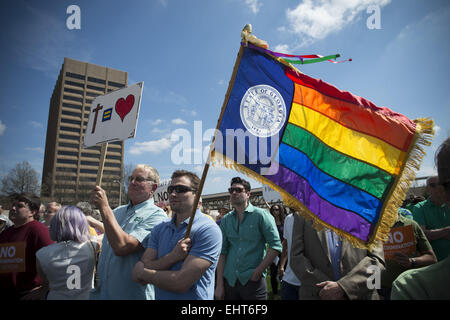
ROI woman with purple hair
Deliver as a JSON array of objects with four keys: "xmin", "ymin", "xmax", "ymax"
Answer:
[{"xmin": 36, "ymin": 206, "xmax": 100, "ymax": 300}]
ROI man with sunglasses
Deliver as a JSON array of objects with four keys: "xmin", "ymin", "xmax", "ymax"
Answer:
[
  {"xmin": 412, "ymin": 176, "xmax": 450, "ymax": 262},
  {"xmin": 0, "ymin": 193, "xmax": 53, "ymax": 300},
  {"xmin": 391, "ymin": 138, "xmax": 450, "ymax": 300},
  {"xmin": 89, "ymin": 164, "xmax": 168, "ymax": 300},
  {"xmin": 132, "ymin": 170, "xmax": 222, "ymax": 299},
  {"xmin": 215, "ymin": 177, "xmax": 282, "ymax": 300}
]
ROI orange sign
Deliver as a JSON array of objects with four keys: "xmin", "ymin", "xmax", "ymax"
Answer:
[
  {"xmin": 383, "ymin": 225, "xmax": 415, "ymax": 260},
  {"xmin": 0, "ymin": 242, "xmax": 26, "ymax": 273}
]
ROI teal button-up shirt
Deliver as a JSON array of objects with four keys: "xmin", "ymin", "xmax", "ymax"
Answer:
[
  {"xmin": 220, "ymin": 203, "xmax": 282, "ymax": 286},
  {"xmin": 89, "ymin": 198, "xmax": 168, "ymax": 300}
]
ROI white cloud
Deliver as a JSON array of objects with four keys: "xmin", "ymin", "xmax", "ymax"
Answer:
[
  {"xmin": 129, "ymin": 137, "xmax": 174, "ymax": 155},
  {"xmin": 29, "ymin": 121, "xmax": 43, "ymax": 129},
  {"xmin": 280, "ymin": 0, "xmax": 391, "ymax": 48},
  {"xmin": 172, "ymin": 118, "xmax": 188, "ymax": 125},
  {"xmin": 25, "ymin": 147, "xmax": 44, "ymax": 153},
  {"xmin": 434, "ymin": 125, "xmax": 441, "ymax": 136},
  {"xmin": 245, "ymin": 0, "xmax": 262, "ymax": 14},
  {"xmin": 149, "ymin": 119, "xmax": 163, "ymax": 126},
  {"xmin": 0, "ymin": 120, "xmax": 5, "ymax": 136}
]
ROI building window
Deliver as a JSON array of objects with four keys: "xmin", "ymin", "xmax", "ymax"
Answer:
[
  {"xmin": 80, "ymin": 168, "xmax": 98, "ymax": 174},
  {"xmin": 56, "ymin": 159, "xmax": 78, "ymax": 165},
  {"xmin": 56, "ymin": 167, "xmax": 77, "ymax": 173},
  {"xmin": 106, "ymin": 155, "xmax": 121, "ymax": 161},
  {"xmin": 64, "ymin": 95, "xmax": 83, "ymax": 103},
  {"xmin": 86, "ymin": 91, "xmax": 100, "ymax": 97},
  {"xmin": 64, "ymin": 88, "xmax": 84, "ymax": 95},
  {"xmin": 65, "ymin": 80, "xmax": 84, "ymax": 88},
  {"xmin": 87, "ymin": 76, "xmax": 106, "ymax": 85},
  {"xmin": 66, "ymin": 72, "xmax": 86, "ymax": 80},
  {"xmin": 58, "ymin": 142, "xmax": 79, "ymax": 149},
  {"xmin": 81, "ymin": 160, "xmax": 99, "ymax": 166},
  {"xmin": 61, "ymin": 110, "xmax": 81, "ymax": 118},
  {"xmin": 55, "ymin": 175, "xmax": 77, "ymax": 181},
  {"xmin": 61, "ymin": 118, "xmax": 81, "ymax": 125},
  {"xmin": 87, "ymin": 84, "xmax": 104, "ymax": 91},
  {"xmin": 108, "ymin": 81, "xmax": 125, "ymax": 88},
  {"xmin": 81, "ymin": 152, "xmax": 100, "ymax": 159},
  {"xmin": 62, "ymin": 102, "xmax": 82, "ymax": 110},
  {"xmin": 79, "ymin": 176, "xmax": 97, "ymax": 182},
  {"xmin": 59, "ymin": 134, "xmax": 79, "ymax": 141},
  {"xmin": 105, "ymin": 162, "xmax": 121, "ymax": 168},
  {"xmin": 60, "ymin": 126, "xmax": 80, "ymax": 133},
  {"xmin": 58, "ymin": 150, "xmax": 79, "ymax": 157}
]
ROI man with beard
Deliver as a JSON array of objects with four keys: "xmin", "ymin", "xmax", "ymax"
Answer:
[
  {"xmin": 89, "ymin": 164, "xmax": 168, "ymax": 300},
  {"xmin": 215, "ymin": 177, "xmax": 282, "ymax": 300}
]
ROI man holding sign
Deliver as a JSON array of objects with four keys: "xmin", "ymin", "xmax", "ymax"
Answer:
[
  {"xmin": 89, "ymin": 164, "xmax": 168, "ymax": 300},
  {"xmin": 0, "ymin": 194, "xmax": 53, "ymax": 300},
  {"xmin": 379, "ymin": 212, "xmax": 436, "ymax": 299}
]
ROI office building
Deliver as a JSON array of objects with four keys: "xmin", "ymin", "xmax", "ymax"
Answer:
[{"xmin": 41, "ymin": 58, "xmax": 127, "ymax": 206}]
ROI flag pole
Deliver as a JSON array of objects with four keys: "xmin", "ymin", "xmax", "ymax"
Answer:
[
  {"xmin": 96, "ymin": 142, "xmax": 108, "ymax": 187},
  {"xmin": 184, "ymin": 45, "xmax": 245, "ymax": 238}
]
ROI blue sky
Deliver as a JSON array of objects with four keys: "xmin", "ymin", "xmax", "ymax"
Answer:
[{"xmin": 0, "ymin": 0, "xmax": 449, "ymax": 195}]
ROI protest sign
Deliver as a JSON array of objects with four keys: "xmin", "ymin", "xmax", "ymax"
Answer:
[
  {"xmin": 383, "ymin": 225, "xmax": 415, "ymax": 259},
  {"xmin": 83, "ymin": 82, "xmax": 144, "ymax": 148},
  {"xmin": 0, "ymin": 242, "xmax": 26, "ymax": 273}
]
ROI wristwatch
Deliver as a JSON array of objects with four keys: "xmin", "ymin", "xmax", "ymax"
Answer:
[{"xmin": 410, "ymin": 257, "xmax": 417, "ymax": 268}]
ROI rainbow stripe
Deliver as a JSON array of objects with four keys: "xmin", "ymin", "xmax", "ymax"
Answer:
[{"xmin": 214, "ymin": 45, "xmax": 432, "ymax": 248}]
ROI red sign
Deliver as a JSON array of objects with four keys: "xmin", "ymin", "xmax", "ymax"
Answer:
[
  {"xmin": 383, "ymin": 225, "xmax": 415, "ymax": 260},
  {"xmin": 0, "ymin": 242, "xmax": 26, "ymax": 273}
]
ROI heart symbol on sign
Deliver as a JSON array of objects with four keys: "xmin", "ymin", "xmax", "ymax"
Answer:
[{"xmin": 115, "ymin": 94, "xmax": 135, "ymax": 122}]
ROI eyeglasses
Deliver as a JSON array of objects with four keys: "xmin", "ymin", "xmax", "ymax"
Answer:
[
  {"xmin": 228, "ymin": 187, "xmax": 245, "ymax": 194},
  {"xmin": 128, "ymin": 176, "xmax": 153, "ymax": 184},
  {"xmin": 167, "ymin": 185, "xmax": 195, "ymax": 194}
]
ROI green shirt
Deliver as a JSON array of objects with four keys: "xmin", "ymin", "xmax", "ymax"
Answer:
[
  {"xmin": 220, "ymin": 203, "xmax": 282, "ymax": 286},
  {"xmin": 391, "ymin": 255, "xmax": 450, "ymax": 300},
  {"xmin": 412, "ymin": 199, "xmax": 450, "ymax": 261},
  {"xmin": 381, "ymin": 215, "xmax": 433, "ymax": 288}
]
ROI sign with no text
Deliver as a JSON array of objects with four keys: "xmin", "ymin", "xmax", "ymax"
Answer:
[
  {"xmin": 383, "ymin": 225, "xmax": 415, "ymax": 260},
  {"xmin": 83, "ymin": 82, "xmax": 144, "ymax": 148},
  {"xmin": 0, "ymin": 242, "xmax": 26, "ymax": 273}
]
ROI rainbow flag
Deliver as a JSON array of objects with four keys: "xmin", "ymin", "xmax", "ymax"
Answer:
[{"xmin": 211, "ymin": 45, "xmax": 434, "ymax": 249}]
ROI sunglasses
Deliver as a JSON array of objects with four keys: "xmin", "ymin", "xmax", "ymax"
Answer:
[
  {"xmin": 167, "ymin": 185, "xmax": 195, "ymax": 194},
  {"xmin": 128, "ymin": 176, "xmax": 153, "ymax": 183},
  {"xmin": 428, "ymin": 183, "xmax": 439, "ymax": 188},
  {"xmin": 228, "ymin": 187, "xmax": 246, "ymax": 194}
]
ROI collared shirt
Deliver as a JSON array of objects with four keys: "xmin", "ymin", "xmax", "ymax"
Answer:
[
  {"xmin": 89, "ymin": 198, "xmax": 168, "ymax": 300},
  {"xmin": 412, "ymin": 199, "xmax": 450, "ymax": 261},
  {"xmin": 145, "ymin": 210, "xmax": 222, "ymax": 300},
  {"xmin": 326, "ymin": 229, "xmax": 342, "ymax": 281},
  {"xmin": 220, "ymin": 202, "xmax": 282, "ymax": 287}
]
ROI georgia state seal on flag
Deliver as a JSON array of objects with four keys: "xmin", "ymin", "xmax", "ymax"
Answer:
[{"xmin": 211, "ymin": 45, "xmax": 434, "ymax": 250}]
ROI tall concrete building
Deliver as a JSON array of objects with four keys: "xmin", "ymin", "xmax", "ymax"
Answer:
[{"xmin": 41, "ymin": 58, "xmax": 127, "ymax": 206}]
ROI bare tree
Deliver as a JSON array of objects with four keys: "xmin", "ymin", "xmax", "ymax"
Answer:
[{"xmin": 1, "ymin": 161, "xmax": 40, "ymax": 195}]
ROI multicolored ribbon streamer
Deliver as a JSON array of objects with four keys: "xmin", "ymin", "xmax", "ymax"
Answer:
[{"xmin": 242, "ymin": 42, "xmax": 352, "ymax": 65}]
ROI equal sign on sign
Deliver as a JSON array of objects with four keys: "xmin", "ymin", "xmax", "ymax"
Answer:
[{"xmin": 102, "ymin": 108, "xmax": 113, "ymax": 122}]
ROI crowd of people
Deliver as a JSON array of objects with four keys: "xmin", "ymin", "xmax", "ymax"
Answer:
[{"xmin": 0, "ymin": 137, "xmax": 449, "ymax": 300}]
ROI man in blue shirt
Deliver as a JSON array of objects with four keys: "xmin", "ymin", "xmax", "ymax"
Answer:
[
  {"xmin": 89, "ymin": 164, "xmax": 168, "ymax": 300},
  {"xmin": 215, "ymin": 177, "xmax": 282, "ymax": 300},
  {"xmin": 131, "ymin": 170, "xmax": 222, "ymax": 300}
]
